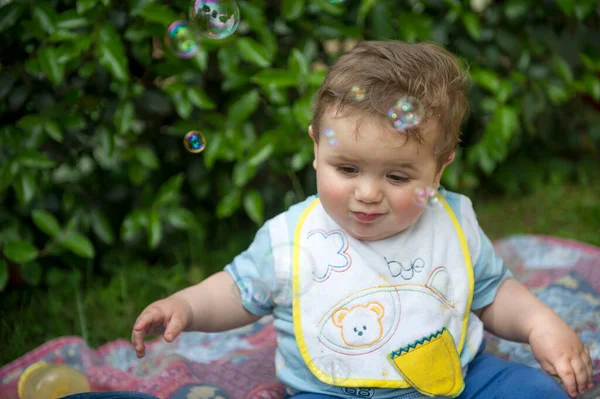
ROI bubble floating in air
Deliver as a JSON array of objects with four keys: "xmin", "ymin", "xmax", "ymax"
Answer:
[
  {"xmin": 183, "ymin": 131, "xmax": 206, "ymax": 153},
  {"xmin": 190, "ymin": 0, "xmax": 241, "ymax": 40},
  {"xmin": 165, "ymin": 20, "xmax": 199, "ymax": 59},
  {"xmin": 388, "ymin": 96, "xmax": 424, "ymax": 132}
]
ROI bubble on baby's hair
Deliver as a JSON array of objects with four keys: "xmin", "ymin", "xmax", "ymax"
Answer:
[
  {"xmin": 414, "ymin": 185, "xmax": 440, "ymax": 208},
  {"xmin": 350, "ymin": 86, "xmax": 365, "ymax": 101},
  {"xmin": 165, "ymin": 21, "xmax": 199, "ymax": 59},
  {"xmin": 261, "ymin": 242, "xmax": 317, "ymax": 306},
  {"xmin": 388, "ymin": 96, "xmax": 424, "ymax": 132},
  {"xmin": 305, "ymin": 355, "xmax": 351, "ymax": 385},
  {"xmin": 231, "ymin": 276, "xmax": 272, "ymax": 308},
  {"xmin": 323, "ymin": 128, "xmax": 339, "ymax": 147},
  {"xmin": 190, "ymin": 0, "xmax": 240, "ymax": 40},
  {"xmin": 183, "ymin": 131, "xmax": 206, "ymax": 153}
]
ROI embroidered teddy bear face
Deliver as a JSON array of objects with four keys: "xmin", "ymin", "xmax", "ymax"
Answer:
[{"xmin": 332, "ymin": 302, "xmax": 385, "ymax": 348}]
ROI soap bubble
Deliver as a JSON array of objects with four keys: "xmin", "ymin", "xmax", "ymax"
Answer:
[
  {"xmin": 260, "ymin": 242, "xmax": 318, "ymax": 306},
  {"xmin": 183, "ymin": 131, "xmax": 206, "ymax": 153},
  {"xmin": 165, "ymin": 21, "xmax": 199, "ymax": 59},
  {"xmin": 305, "ymin": 355, "xmax": 351, "ymax": 385},
  {"xmin": 323, "ymin": 128, "xmax": 339, "ymax": 147},
  {"xmin": 190, "ymin": 0, "xmax": 240, "ymax": 40},
  {"xmin": 231, "ymin": 276, "xmax": 272, "ymax": 308},
  {"xmin": 414, "ymin": 185, "xmax": 439, "ymax": 207},
  {"xmin": 350, "ymin": 86, "xmax": 365, "ymax": 101},
  {"xmin": 388, "ymin": 96, "xmax": 424, "ymax": 132}
]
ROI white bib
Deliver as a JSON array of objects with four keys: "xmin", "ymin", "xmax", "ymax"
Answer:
[{"xmin": 291, "ymin": 196, "xmax": 474, "ymax": 397}]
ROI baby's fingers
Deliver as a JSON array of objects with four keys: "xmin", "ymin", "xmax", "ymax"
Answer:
[
  {"xmin": 555, "ymin": 359, "xmax": 578, "ymax": 397},
  {"xmin": 131, "ymin": 308, "xmax": 165, "ymax": 357},
  {"xmin": 570, "ymin": 357, "xmax": 589, "ymax": 395},
  {"xmin": 164, "ymin": 314, "xmax": 187, "ymax": 342}
]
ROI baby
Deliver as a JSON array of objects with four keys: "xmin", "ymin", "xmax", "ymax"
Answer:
[{"xmin": 131, "ymin": 41, "xmax": 593, "ymax": 399}]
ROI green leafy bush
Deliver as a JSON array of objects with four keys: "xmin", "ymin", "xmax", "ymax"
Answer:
[{"xmin": 1, "ymin": 0, "xmax": 599, "ymax": 291}]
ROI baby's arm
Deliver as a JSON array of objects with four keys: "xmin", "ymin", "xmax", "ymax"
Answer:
[
  {"xmin": 172, "ymin": 270, "xmax": 261, "ymax": 332},
  {"xmin": 475, "ymin": 277, "xmax": 556, "ymax": 343},
  {"xmin": 477, "ymin": 278, "xmax": 593, "ymax": 397}
]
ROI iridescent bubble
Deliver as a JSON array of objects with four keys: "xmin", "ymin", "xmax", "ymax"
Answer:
[
  {"xmin": 183, "ymin": 131, "xmax": 206, "ymax": 153},
  {"xmin": 414, "ymin": 185, "xmax": 439, "ymax": 207},
  {"xmin": 351, "ymin": 86, "xmax": 365, "ymax": 101},
  {"xmin": 387, "ymin": 96, "xmax": 424, "ymax": 132},
  {"xmin": 165, "ymin": 21, "xmax": 199, "ymax": 59},
  {"xmin": 190, "ymin": 0, "xmax": 240, "ymax": 40},
  {"xmin": 305, "ymin": 355, "xmax": 351, "ymax": 385},
  {"xmin": 231, "ymin": 276, "xmax": 272, "ymax": 308},
  {"xmin": 323, "ymin": 128, "xmax": 339, "ymax": 147},
  {"xmin": 260, "ymin": 242, "xmax": 318, "ymax": 306}
]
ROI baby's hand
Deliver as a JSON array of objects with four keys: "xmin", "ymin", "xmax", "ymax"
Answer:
[
  {"xmin": 528, "ymin": 318, "xmax": 594, "ymax": 397},
  {"xmin": 131, "ymin": 296, "xmax": 193, "ymax": 358}
]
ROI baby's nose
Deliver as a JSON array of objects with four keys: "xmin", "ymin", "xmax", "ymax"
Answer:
[{"xmin": 358, "ymin": 331, "xmax": 363, "ymax": 336}]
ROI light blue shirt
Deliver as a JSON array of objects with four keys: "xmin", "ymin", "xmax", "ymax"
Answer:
[{"xmin": 224, "ymin": 190, "xmax": 512, "ymax": 399}]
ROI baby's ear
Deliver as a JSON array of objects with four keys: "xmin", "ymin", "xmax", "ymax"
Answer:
[{"xmin": 332, "ymin": 308, "xmax": 349, "ymax": 327}]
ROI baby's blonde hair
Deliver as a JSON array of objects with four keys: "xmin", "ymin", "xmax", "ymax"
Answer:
[{"xmin": 312, "ymin": 40, "xmax": 470, "ymax": 169}]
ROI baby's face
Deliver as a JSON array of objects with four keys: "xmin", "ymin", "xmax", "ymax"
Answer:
[{"xmin": 310, "ymin": 110, "xmax": 451, "ymax": 241}]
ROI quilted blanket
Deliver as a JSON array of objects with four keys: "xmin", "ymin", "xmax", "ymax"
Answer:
[{"xmin": 1, "ymin": 235, "xmax": 599, "ymax": 399}]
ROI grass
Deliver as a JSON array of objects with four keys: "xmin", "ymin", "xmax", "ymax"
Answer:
[{"xmin": 1, "ymin": 180, "xmax": 599, "ymax": 367}]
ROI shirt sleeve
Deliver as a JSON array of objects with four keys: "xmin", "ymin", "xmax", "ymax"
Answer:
[
  {"xmin": 223, "ymin": 223, "xmax": 276, "ymax": 317},
  {"xmin": 460, "ymin": 196, "xmax": 514, "ymax": 310}
]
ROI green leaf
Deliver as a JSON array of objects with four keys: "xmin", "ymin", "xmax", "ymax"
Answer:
[
  {"xmin": 14, "ymin": 173, "xmax": 36, "ymax": 205},
  {"xmin": 90, "ymin": 210, "xmax": 114, "ymax": 244},
  {"xmin": 60, "ymin": 232, "xmax": 95, "ymax": 258},
  {"xmin": 148, "ymin": 206, "xmax": 162, "ymax": 249},
  {"xmin": 155, "ymin": 173, "xmax": 184, "ymax": 205},
  {"xmin": 32, "ymin": 3, "xmax": 58, "ymax": 34},
  {"xmin": 461, "ymin": 12, "xmax": 481, "ymax": 40},
  {"xmin": 555, "ymin": 0, "xmax": 573, "ymax": 16},
  {"xmin": 45, "ymin": 120, "xmax": 64, "ymax": 142},
  {"xmin": 17, "ymin": 151, "xmax": 56, "ymax": 169},
  {"xmin": 164, "ymin": 208, "xmax": 196, "ymax": 230},
  {"xmin": 357, "ymin": 0, "xmax": 378, "ymax": 27},
  {"xmin": 0, "ymin": 3, "xmax": 25, "ymax": 33},
  {"xmin": 282, "ymin": 0, "xmax": 305, "ymax": 20},
  {"xmin": 243, "ymin": 189, "xmax": 264, "ymax": 225},
  {"xmin": 115, "ymin": 101, "xmax": 135, "ymax": 134},
  {"xmin": 553, "ymin": 56, "xmax": 574, "ymax": 84},
  {"xmin": 187, "ymin": 87, "xmax": 216, "ymax": 110},
  {"xmin": 57, "ymin": 11, "xmax": 90, "ymax": 29},
  {"xmin": 216, "ymin": 188, "xmax": 243, "ymax": 219},
  {"xmin": 77, "ymin": 0, "xmax": 98, "ymax": 14},
  {"xmin": 236, "ymin": 38, "xmax": 271, "ymax": 68},
  {"xmin": 248, "ymin": 142, "xmax": 275, "ymax": 167},
  {"xmin": 233, "ymin": 162, "xmax": 259, "ymax": 187},
  {"xmin": 251, "ymin": 69, "xmax": 297, "ymax": 89},
  {"xmin": 471, "ymin": 68, "xmax": 500, "ymax": 93},
  {"xmin": 288, "ymin": 49, "xmax": 309, "ymax": 84},
  {"xmin": 96, "ymin": 25, "xmax": 129, "ymax": 82},
  {"xmin": 32, "ymin": 210, "xmax": 62, "ymax": 237},
  {"xmin": 135, "ymin": 147, "xmax": 160, "ymax": 169},
  {"xmin": 4, "ymin": 240, "xmax": 38, "ymax": 264},
  {"xmin": 140, "ymin": 3, "xmax": 179, "ymax": 24},
  {"xmin": 228, "ymin": 90, "xmax": 260, "ymax": 122},
  {"xmin": 38, "ymin": 47, "xmax": 65, "ymax": 86},
  {"xmin": 0, "ymin": 259, "xmax": 7, "ymax": 291}
]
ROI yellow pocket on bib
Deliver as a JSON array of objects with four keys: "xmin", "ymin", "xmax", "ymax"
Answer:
[{"xmin": 388, "ymin": 327, "xmax": 464, "ymax": 398}]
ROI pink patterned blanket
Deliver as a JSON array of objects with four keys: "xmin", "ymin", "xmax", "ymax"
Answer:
[{"xmin": 1, "ymin": 235, "xmax": 599, "ymax": 399}]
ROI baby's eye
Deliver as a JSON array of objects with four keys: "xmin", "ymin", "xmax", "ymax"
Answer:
[
  {"xmin": 337, "ymin": 166, "xmax": 357, "ymax": 175},
  {"xmin": 388, "ymin": 174, "xmax": 409, "ymax": 183}
]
